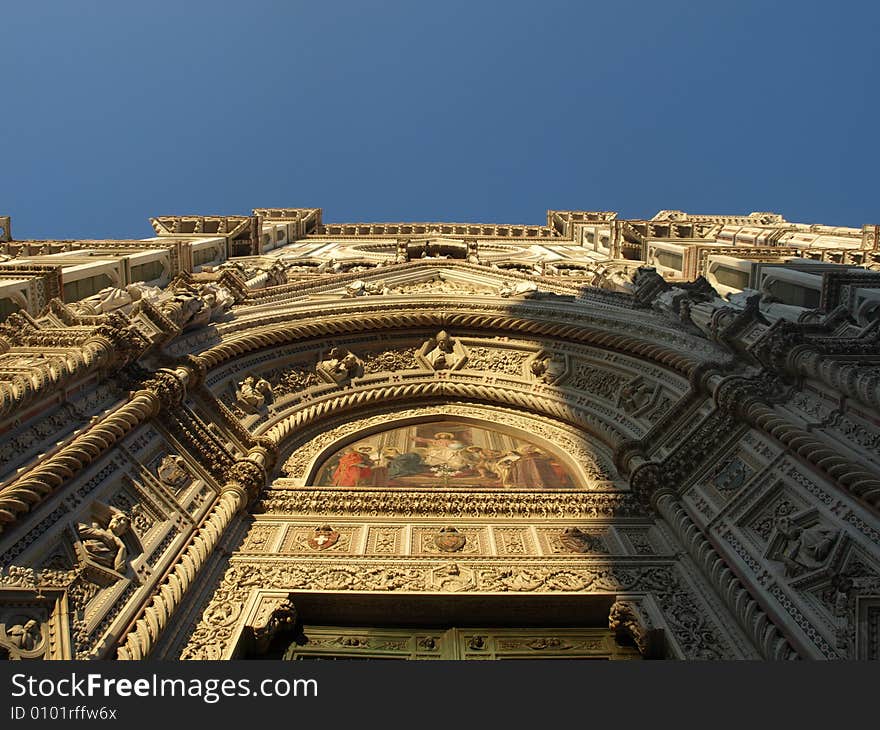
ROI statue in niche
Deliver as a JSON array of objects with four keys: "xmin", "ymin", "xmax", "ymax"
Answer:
[
  {"xmin": 76, "ymin": 512, "xmax": 130, "ymax": 573},
  {"xmin": 619, "ymin": 379, "xmax": 656, "ymax": 414},
  {"xmin": 236, "ymin": 375, "xmax": 272, "ymax": 412},
  {"xmin": 418, "ymin": 330, "xmax": 466, "ymax": 371},
  {"xmin": 775, "ymin": 516, "xmax": 837, "ymax": 577},
  {"xmin": 316, "ymin": 347, "xmax": 362, "ymax": 385},
  {"xmin": 157, "ymin": 454, "xmax": 189, "ymax": 489}
]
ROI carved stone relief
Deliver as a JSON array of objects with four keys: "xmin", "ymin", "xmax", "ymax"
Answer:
[
  {"xmin": 413, "ymin": 526, "xmax": 482, "ymax": 555},
  {"xmin": 767, "ymin": 512, "xmax": 839, "ymax": 578},
  {"xmin": 538, "ymin": 527, "xmax": 609, "ymax": 555},
  {"xmin": 365, "ymin": 527, "xmax": 405, "ymax": 555},
  {"xmin": 316, "ymin": 348, "xmax": 363, "ymax": 385},
  {"xmin": 416, "ymin": 331, "xmax": 468, "ymax": 371},
  {"xmin": 281, "ymin": 525, "xmax": 357, "ymax": 554}
]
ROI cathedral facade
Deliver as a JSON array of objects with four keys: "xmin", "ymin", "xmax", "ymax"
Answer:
[{"xmin": 0, "ymin": 208, "xmax": 878, "ymax": 660}]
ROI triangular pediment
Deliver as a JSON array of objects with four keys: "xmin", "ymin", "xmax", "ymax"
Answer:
[{"xmin": 304, "ymin": 263, "xmax": 525, "ymax": 300}]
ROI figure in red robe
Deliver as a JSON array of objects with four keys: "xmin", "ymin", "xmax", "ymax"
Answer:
[{"xmin": 332, "ymin": 449, "xmax": 374, "ymax": 487}]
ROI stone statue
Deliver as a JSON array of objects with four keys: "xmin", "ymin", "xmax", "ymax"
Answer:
[
  {"xmin": 125, "ymin": 281, "xmax": 164, "ymax": 305},
  {"xmin": 76, "ymin": 513, "xmax": 130, "ymax": 573},
  {"xmin": 427, "ymin": 331, "xmax": 455, "ymax": 369},
  {"xmin": 236, "ymin": 376, "xmax": 272, "ymax": 412},
  {"xmin": 4, "ymin": 619, "xmax": 42, "ymax": 653},
  {"xmin": 775, "ymin": 517, "xmax": 837, "ymax": 576},
  {"xmin": 344, "ymin": 279, "xmax": 389, "ymax": 297},
  {"xmin": 69, "ymin": 286, "xmax": 133, "ymax": 315},
  {"xmin": 530, "ymin": 355, "xmax": 564, "ymax": 384},
  {"xmin": 316, "ymin": 347, "xmax": 362, "ymax": 384},
  {"xmin": 619, "ymin": 380, "xmax": 656, "ymax": 414}
]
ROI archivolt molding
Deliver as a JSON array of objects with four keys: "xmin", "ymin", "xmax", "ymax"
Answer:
[
  {"xmin": 261, "ymin": 379, "xmax": 636, "ymax": 463},
  {"xmin": 0, "ymin": 365, "xmax": 196, "ymax": 534},
  {"xmin": 654, "ymin": 491, "xmax": 800, "ymax": 660},
  {"xmin": 194, "ymin": 301, "xmax": 719, "ymax": 376}
]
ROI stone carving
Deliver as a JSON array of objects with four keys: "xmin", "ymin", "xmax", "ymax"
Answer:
[
  {"xmin": 248, "ymin": 596, "xmax": 298, "ymax": 655},
  {"xmin": 711, "ymin": 456, "xmax": 751, "ymax": 493},
  {"xmin": 432, "ymin": 526, "xmax": 467, "ymax": 553},
  {"xmin": 464, "ymin": 346, "xmax": 529, "ymax": 376},
  {"xmin": 558, "ymin": 527, "xmax": 605, "ymax": 554},
  {"xmin": 236, "ymin": 375, "xmax": 273, "ymax": 412},
  {"xmin": 307, "ymin": 525, "xmax": 340, "ymax": 551},
  {"xmin": 529, "ymin": 353, "xmax": 565, "ymax": 384},
  {"xmin": 618, "ymin": 378, "xmax": 657, "ymax": 415},
  {"xmin": 416, "ymin": 330, "xmax": 467, "ymax": 371},
  {"xmin": 343, "ymin": 279, "xmax": 389, "ymax": 297},
  {"xmin": 360, "ymin": 349, "xmax": 418, "ymax": 374},
  {"xmin": 156, "ymin": 454, "xmax": 189, "ymax": 488},
  {"xmin": 772, "ymin": 516, "xmax": 838, "ymax": 577},
  {"xmin": 163, "ymin": 279, "xmax": 234, "ymax": 331},
  {"xmin": 74, "ymin": 510, "xmax": 132, "ymax": 586},
  {"xmin": 0, "ymin": 617, "xmax": 45, "ymax": 659},
  {"xmin": 316, "ymin": 347, "xmax": 363, "ymax": 385},
  {"xmin": 608, "ymin": 600, "xmax": 663, "ymax": 659},
  {"xmin": 569, "ymin": 362, "xmax": 626, "ymax": 400},
  {"xmin": 69, "ymin": 286, "xmax": 134, "ymax": 315}
]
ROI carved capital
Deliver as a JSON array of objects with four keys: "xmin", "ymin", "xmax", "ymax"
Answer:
[
  {"xmin": 225, "ymin": 459, "xmax": 267, "ymax": 501},
  {"xmin": 141, "ymin": 369, "xmax": 187, "ymax": 410}
]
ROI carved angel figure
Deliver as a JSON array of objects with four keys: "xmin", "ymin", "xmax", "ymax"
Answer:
[{"xmin": 77, "ymin": 513, "xmax": 130, "ymax": 572}]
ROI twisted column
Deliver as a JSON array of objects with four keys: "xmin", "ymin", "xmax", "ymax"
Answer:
[
  {"xmin": 653, "ymin": 489, "xmax": 800, "ymax": 660},
  {"xmin": 0, "ymin": 389, "xmax": 161, "ymax": 530},
  {"xmin": 0, "ymin": 363, "xmax": 198, "ymax": 532},
  {"xmin": 789, "ymin": 346, "xmax": 880, "ymax": 411},
  {"xmin": 116, "ymin": 452, "xmax": 267, "ymax": 660},
  {"xmin": 714, "ymin": 375, "xmax": 880, "ymax": 510}
]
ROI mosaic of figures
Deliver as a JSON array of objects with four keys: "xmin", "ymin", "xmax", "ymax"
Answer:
[{"xmin": 312, "ymin": 421, "xmax": 577, "ymax": 489}]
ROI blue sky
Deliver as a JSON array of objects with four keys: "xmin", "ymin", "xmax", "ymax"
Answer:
[{"xmin": 2, "ymin": 1, "xmax": 877, "ymax": 239}]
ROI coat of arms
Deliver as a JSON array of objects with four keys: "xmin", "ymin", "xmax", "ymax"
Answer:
[
  {"xmin": 433, "ymin": 526, "xmax": 467, "ymax": 553},
  {"xmin": 558, "ymin": 527, "xmax": 602, "ymax": 554},
  {"xmin": 308, "ymin": 525, "xmax": 340, "ymax": 551}
]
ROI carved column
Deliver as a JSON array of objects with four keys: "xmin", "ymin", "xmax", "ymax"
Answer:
[
  {"xmin": 652, "ymin": 487, "xmax": 799, "ymax": 660},
  {"xmin": 0, "ymin": 389, "xmax": 162, "ymax": 530},
  {"xmin": 115, "ymin": 450, "xmax": 268, "ymax": 660},
  {"xmin": 713, "ymin": 375, "xmax": 880, "ymax": 510},
  {"xmin": 788, "ymin": 346, "xmax": 880, "ymax": 411},
  {"xmin": 0, "ymin": 361, "xmax": 207, "ymax": 532}
]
